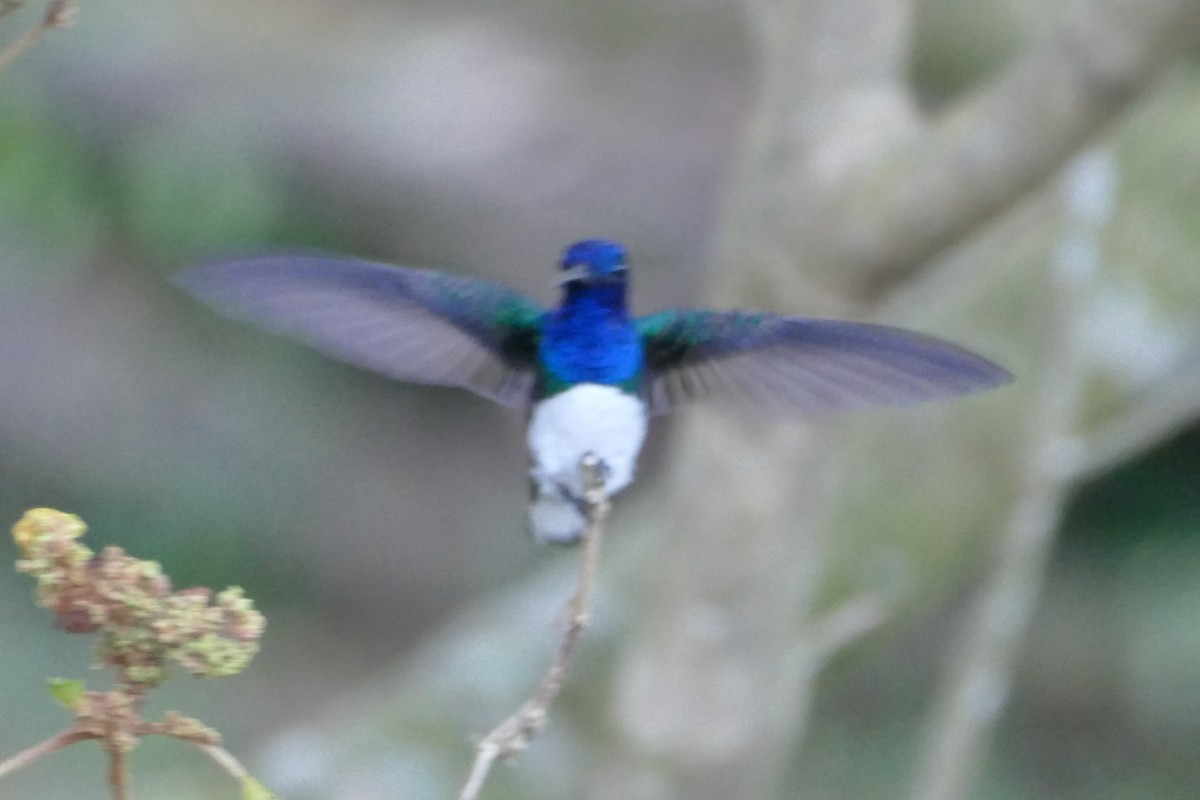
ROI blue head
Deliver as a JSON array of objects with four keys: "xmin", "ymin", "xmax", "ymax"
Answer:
[
  {"xmin": 539, "ymin": 239, "xmax": 640, "ymax": 392},
  {"xmin": 559, "ymin": 239, "xmax": 629, "ymax": 286}
]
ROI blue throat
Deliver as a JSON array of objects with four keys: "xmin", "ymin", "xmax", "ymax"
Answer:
[{"xmin": 538, "ymin": 280, "xmax": 642, "ymax": 396}]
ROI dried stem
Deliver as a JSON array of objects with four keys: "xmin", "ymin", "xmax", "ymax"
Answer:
[
  {"xmin": 0, "ymin": 716, "xmax": 250, "ymax": 794},
  {"xmin": 107, "ymin": 746, "xmax": 129, "ymax": 800},
  {"xmin": 458, "ymin": 455, "xmax": 610, "ymax": 800},
  {"xmin": 0, "ymin": 0, "xmax": 76, "ymax": 75},
  {"xmin": 195, "ymin": 743, "xmax": 251, "ymax": 781},
  {"xmin": 3, "ymin": 509, "xmax": 268, "ymax": 795},
  {"xmin": 0, "ymin": 729, "xmax": 96, "ymax": 780}
]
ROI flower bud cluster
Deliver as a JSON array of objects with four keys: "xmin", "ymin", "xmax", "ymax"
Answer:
[{"xmin": 13, "ymin": 508, "xmax": 265, "ymax": 687}]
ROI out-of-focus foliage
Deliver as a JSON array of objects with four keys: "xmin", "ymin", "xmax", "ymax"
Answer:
[
  {"xmin": 794, "ymin": 425, "xmax": 1200, "ymax": 800},
  {"xmin": 0, "ymin": 91, "xmax": 103, "ymax": 286},
  {"xmin": 116, "ymin": 127, "xmax": 291, "ymax": 265}
]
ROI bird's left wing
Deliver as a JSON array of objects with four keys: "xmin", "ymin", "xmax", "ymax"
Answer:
[
  {"xmin": 637, "ymin": 310, "xmax": 1012, "ymax": 417},
  {"xmin": 178, "ymin": 255, "xmax": 544, "ymax": 409}
]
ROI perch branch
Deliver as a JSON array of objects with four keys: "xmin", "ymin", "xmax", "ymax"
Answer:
[{"xmin": 458, "ymin": 454, "xmax": 610, "ymax": 800}]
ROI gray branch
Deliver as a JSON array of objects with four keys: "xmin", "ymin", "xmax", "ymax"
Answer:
[{"xmin": 803, "ymin": 0, "xmax": 1200, "ymax": 299}]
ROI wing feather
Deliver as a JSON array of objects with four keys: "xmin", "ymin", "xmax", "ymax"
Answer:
[
  {"xmin": 178, "ymin": 255, "xmax": 544, "ymax": 408},
  {"xmin": 637, "ymin": 310, "xmax": 1011, "ymax": 417}
]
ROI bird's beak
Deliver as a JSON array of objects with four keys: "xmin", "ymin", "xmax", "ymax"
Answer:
[{"xmin": 557, "ymin": 264, "xmax": 590, "ymax": 285}]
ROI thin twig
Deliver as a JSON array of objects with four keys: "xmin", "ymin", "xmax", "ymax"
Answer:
[
  {"xmin": 107, "ymin": 745, "xmax": 129, "ymax": 800},
  {"xmin": 0, "ymin": 713, "xmax": 250, "ymax": 793},
  {"xmin": 458, "ymin": 454, "xmax": 610, "ymax": 800},
  {"xmin": 0, "ymin": 729, "xmax": 96, "ymax": 780},
  {"xmin": 0, "ymin": 0, "xmax": 76, "ymax": 75},
  {"xmin": 195, "ymin": 743, "xmax": 251, "ymax": 781}
]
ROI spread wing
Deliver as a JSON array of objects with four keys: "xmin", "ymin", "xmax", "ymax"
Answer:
[
  {"xmin": 637, "ymin": 310, "xmax": 1011, "ymax": 417},
  {"xmin": 178, "ymin": 255, "xmax": 544, "ymax": 408}
]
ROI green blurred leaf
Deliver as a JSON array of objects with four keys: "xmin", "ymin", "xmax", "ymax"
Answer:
[
  {"xmin": 46, "ymin": 678, "xmax": 85, "ymax": 710},
  {"xmin": 117, "ymin": 124, "xmax": 290, "ymax": 265},
  {"xmin": 241, "ymin": 775, "xmax": 281, "ymax": 800},
  {"xmin": 0, "ymin": 97, "xmax": 105, "ymax": 287}
]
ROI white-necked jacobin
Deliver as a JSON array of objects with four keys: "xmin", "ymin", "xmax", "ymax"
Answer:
[{"xmin": 179, "ymin": 239, "xmax": 1011, "ymax": 542}]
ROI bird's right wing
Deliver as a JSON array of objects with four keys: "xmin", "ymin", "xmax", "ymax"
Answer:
[
  {"xmin": 178, "ymin": 255, "xmax": 545, "ymax": 409},
  {"xmin": 637, "ymin": 310, "xmax": 1012, "ymax": 417}
]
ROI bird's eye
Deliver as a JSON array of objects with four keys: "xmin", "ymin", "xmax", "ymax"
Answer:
[{"xmin": 557, "ymin": 264, "xmax": 590, "ymax": 285}]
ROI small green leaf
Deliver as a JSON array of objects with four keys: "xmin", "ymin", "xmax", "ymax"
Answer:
[
  {"xmin": 47, "ymin": 678, "xmax": 85, "ymax": 709},
  {"xmin": 241, "ymin": 775, "xmax": 281, "ymax": 800}
]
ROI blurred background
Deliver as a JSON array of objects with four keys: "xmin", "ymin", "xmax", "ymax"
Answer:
[{"xmin": 1, "ymin": 1, "xmax": 1199, "ymax": 798}]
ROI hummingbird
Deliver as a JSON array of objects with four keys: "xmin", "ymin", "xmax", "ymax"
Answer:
[{"xmin": 179, "ymin": 239, "xmax": 1011, "ymax": 543}]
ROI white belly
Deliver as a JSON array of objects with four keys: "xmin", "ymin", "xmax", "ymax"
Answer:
[{"xmin": 528, "ymin": 384, "xmax": 648, "ymax": 500}]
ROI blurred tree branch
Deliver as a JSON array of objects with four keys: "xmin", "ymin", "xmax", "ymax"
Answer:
[
  {"xmin": 910, "ymin": 148, "xmax": 1113, "ymax": 800},
  {"xmin": 0, "ymin": 0, "xmax": 75, "ymax": 75},
  {"xmin": 790, "ymin": 0, "xmax": 1200, "ymax": 301}
]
